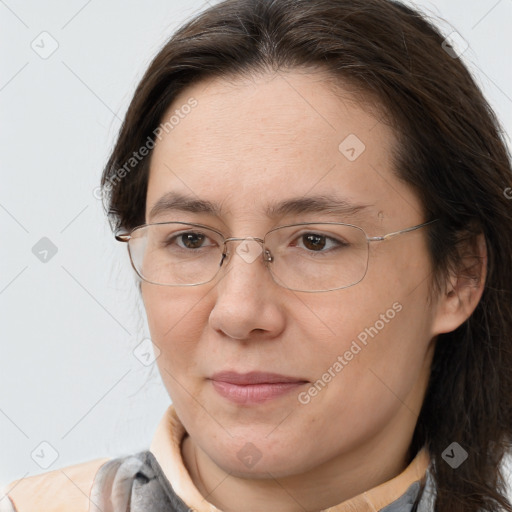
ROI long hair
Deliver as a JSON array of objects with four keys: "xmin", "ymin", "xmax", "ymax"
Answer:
[{"xmin": 100, "ymin": 1, "xmax": 512, "ymax": 510}]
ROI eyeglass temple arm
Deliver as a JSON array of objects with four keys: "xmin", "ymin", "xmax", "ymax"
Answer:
[
  {"xmin": 367, "ymin": 219, "xmax": 438, "ymax": 242},
  {"xmin": 115, "ymin": 234, "xmax": 130, "ymax": 242}
]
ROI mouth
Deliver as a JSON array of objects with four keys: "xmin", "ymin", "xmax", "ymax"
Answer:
[{"xmin": 209, "ymin": 371, "xmax": 309, "ymax": 404}]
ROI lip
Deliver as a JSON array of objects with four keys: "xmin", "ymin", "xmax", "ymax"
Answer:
[{"xmin": 209, "ymin": 371, "xmax": 309, "ymax": 404}]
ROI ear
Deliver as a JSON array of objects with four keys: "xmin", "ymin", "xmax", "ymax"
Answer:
[{"xmin": 431, "ymin": 232, "xmax": 487, "ymax": 335}]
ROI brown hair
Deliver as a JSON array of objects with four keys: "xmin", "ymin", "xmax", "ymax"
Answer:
[{"xmin": 100, "ymin": 0, "xmax": 512, "ymax": 510}]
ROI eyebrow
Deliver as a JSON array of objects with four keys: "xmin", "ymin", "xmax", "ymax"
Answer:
[{"xmin": 148, "ymin": 191, "xmax": 373, "ymax": 223}]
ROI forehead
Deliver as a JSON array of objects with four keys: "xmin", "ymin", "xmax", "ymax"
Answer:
[
  {"xmin": 145, "ymin": 71, "xmax": 420, "ymax": 226},
  {"xmin": 153, "ymin": 70, "xmax": 387, "ymax": 159}
]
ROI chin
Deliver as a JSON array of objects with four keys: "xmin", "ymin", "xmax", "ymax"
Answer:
[{"xmin": 205, "ymin": 435, "xmax": 317, "ymax": 480}]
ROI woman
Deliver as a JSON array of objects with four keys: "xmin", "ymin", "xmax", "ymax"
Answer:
[{"xmin": 2, "ymin": 0, "xmax": 511, "ymax": 511}]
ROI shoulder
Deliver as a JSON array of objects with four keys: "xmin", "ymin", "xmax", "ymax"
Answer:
[
  {"xmin": 1, "ymin": 456, "xmax": 111, "ymax": 512},
  {"xmin": 1, "ymin": 451, "xmax": 186, "ymax": 512}
]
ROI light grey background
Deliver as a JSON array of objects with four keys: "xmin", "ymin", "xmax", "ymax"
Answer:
[{"xmin": 1, "ymin": 0, "xmax": 511, "ymax": 487}]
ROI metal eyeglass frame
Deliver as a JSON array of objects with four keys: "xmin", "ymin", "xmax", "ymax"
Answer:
[{"xmin": 115, "ymin": 218, "xmax": 439, "ymax": 292}]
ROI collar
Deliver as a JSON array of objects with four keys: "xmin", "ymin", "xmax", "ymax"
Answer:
[{"xmin": 149, "ymin": 404, "xmax": 430, "ymax": 512}]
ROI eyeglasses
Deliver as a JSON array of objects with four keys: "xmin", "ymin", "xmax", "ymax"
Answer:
[{"xmin": 115, "ymin": 219, "xmax": 438, "ymax": 293}]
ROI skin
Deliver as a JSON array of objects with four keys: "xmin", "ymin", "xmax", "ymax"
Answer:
[{"xmin": 140, "ymin": 70, "xmax": 486, "ymax": 512}]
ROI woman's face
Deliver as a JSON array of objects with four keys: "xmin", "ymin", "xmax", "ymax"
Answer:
[{"xmin": 142, "ymin": 70, "xmax": 439, "ymax": 478}]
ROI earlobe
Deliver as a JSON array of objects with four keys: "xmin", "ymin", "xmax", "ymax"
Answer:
[{"xmin": 431, "ymin": 232, "xmax": 487, "ymax": 335}]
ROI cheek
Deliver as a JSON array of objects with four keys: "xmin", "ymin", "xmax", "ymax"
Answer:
[
  {"xmin": 295, "ymin": 301, "xmax": 430, "ymax": 451},
  {"xmin": 358, "ymin": 309, "xmax": 431, "ymax": 406},
  {"xmin": 143, "ymin": 287, "xmax": 211, "ymax": 412},
  {"xmin": 142, "ymin": 285, "xmax": 207, "ymax": 370}
]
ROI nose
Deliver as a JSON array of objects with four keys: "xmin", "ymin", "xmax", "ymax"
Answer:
[{"xmin": 208, "ymin": 237, "xmax": 285, "ymax": 341}]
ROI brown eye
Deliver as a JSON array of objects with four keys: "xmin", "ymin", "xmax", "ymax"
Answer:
[
  {"xmin": 302, "ymin": 233, "xmax": 327, "ymax": 251},
  {"xmin": 292, "ymin": 232, "xmax": 348, "ymax": 253},
  {"xmin": 178, "ymin": 232, "xmax": 207, "ymax": 249}
]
